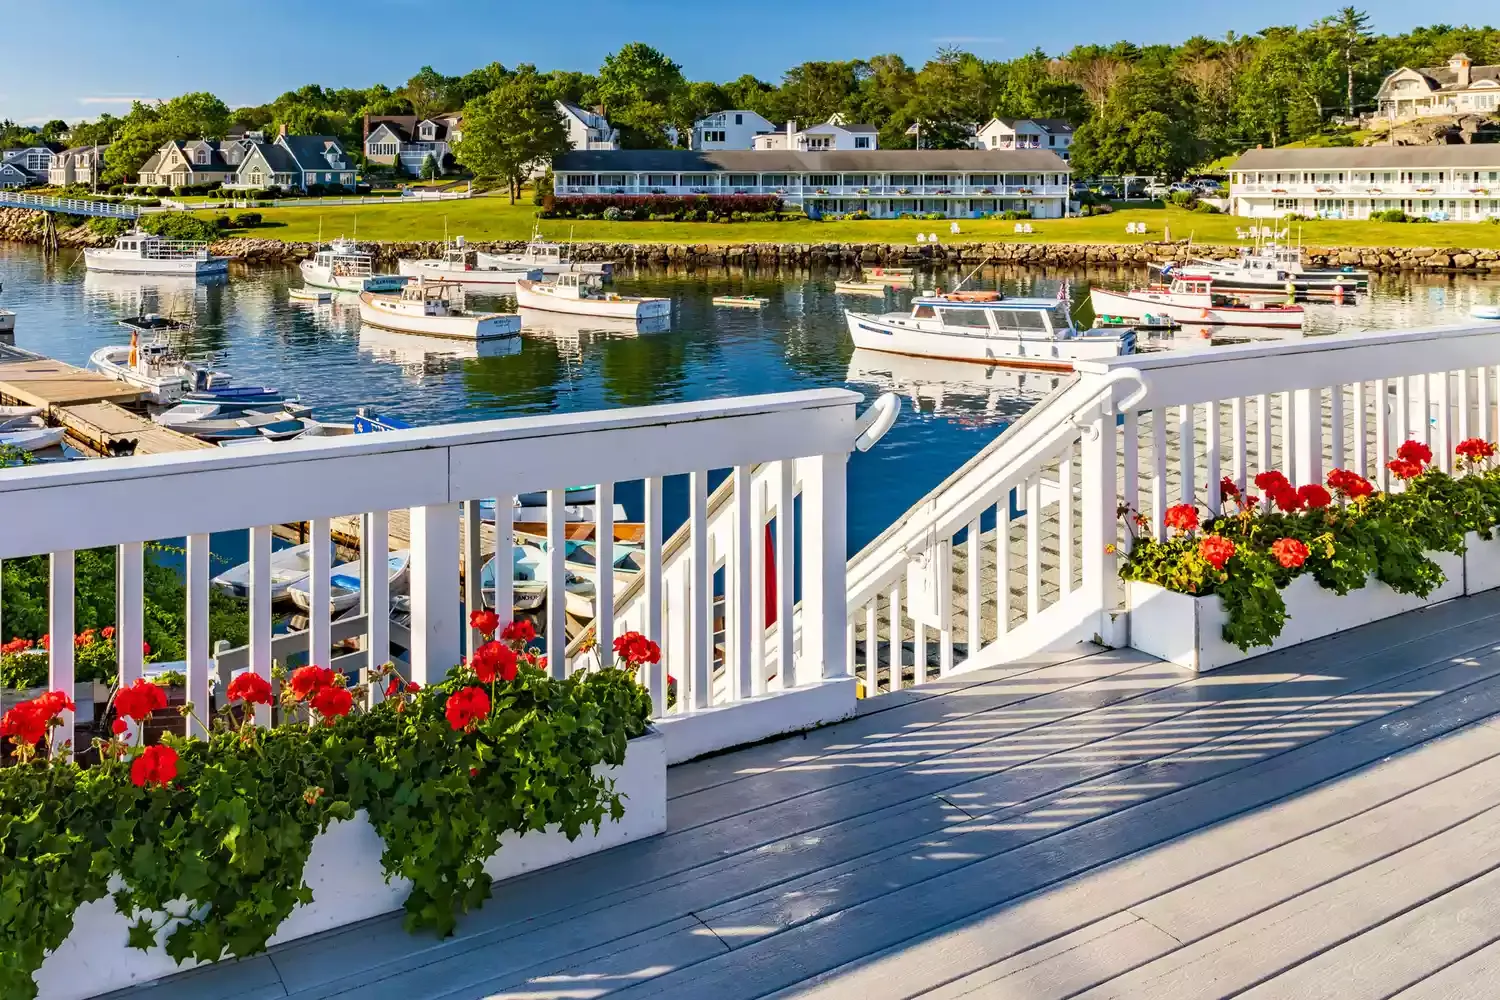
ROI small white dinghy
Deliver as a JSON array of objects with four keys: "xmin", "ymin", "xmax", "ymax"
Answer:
[
  {"xmin": 516, "ymin": 273, "xmax": 670, "ymax": 320},
  {"xmin": 0, "ymin": 426, "xmax": 66, "ymax": 453},
  {"xmin": 0, "ymin": 405, "xmax": 43, "ymax": 431},
  {"xmin": 1473, "ymin": 304, "xmax": 1500, "ymax": 321},
  {"xmin": 210, "ymin": 542, "xmax": 337, "ymax": 600},
  {"xmin": 359, "ymin": 279, "xmax": 520, "ymax": 341},
  {"xmin": 289, "ymin": 550, "xmax": 412, "ymax": 615},
  {"xmin": 289, "ymin": 287, "xmax": 333, "ymax": 303}
]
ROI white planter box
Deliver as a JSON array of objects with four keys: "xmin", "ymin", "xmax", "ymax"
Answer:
[
  {"xmin": 33, "ymin": 728, "xmax": 665, "ymax": 1000},
  {"xmin": 1128, "ymin": 551, "xmax": 1464, "ymax": 672},
  {"xmin": 1463, "ymin": 531, "xmax": 1500, "ymax": 595}
]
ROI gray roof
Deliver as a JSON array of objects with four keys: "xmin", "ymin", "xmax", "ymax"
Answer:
[
  {"xmin": 279, "ymin": 135, "xmax": 348, "ymax": 170},
  {"xmin": 1232, "ymin": 145, "xmax": 1500, "ymax": 170},
  {"xmin": 246, "ymin": 142, "xmax": 298, "ymax": 172},
  {"xmin": 1411, "ymin": 64, "xmax": 1500, "ymax": 92},
  {"xmin": 1029, "ymin": 118, "xmax": 1075, "ymax": 134},
  {"xmin": 554, "ymin": 149, "xmax": 1070, "ymax": 172}
]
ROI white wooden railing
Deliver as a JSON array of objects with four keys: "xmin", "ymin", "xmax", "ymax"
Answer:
[
  {"xmin": 0, "ymin": 390, "xmax": 869, "ymax": 764},
  {"xmin": 846, "ymin": 323, "xmax": 1500, "ymax": 696}
]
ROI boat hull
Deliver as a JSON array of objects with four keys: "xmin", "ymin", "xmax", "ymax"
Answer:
[
  {"xmin": 476, "ymin": 252, "xmax": 613, "ymax": 278},
  {"xmin": 1088, "ymin": 287, "xmax": 1304, "ymax": 329},
  {"xmin": 300, "ymin": 261, "xmax": 406, "ymax": 293},
  {"xmin": 396, "ymin": 260, "xmax": 541, "ymax": 290},
  {"xmin": 0, "ymin": 426, "xmax": 66, "ymax": 452},
  {"xmin": 357, "ymin": 294, "xmax": 521, "ymax": 341},
  {"xmin": 84, "ymin": 251, "xmax": 228, "ymax": 277},
  {"xmin": 88, "ymin": 347, "xmax": 188, "ymax": 405},
  {"xmin": 515, "ymin": 280, "xmax": 671, "ymax": 320},
  {"xmin": 844, "ymin": 311, "xmax": 1129, "ymax": 371}
]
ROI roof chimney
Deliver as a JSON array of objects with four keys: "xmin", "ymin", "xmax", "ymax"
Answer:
[
  {"xmin": 1450, "ymin": 53, "xmax": 1472, "ymax": 89},
  {"xmin": 787, "ymin": 119, "xmax": 797, "ymax": 148},
  {"xmin": 278, "ymin": 122, "xmax": 288, "ymax": 139}
]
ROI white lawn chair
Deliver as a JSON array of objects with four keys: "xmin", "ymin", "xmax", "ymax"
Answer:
[
  {"xmin": 1235, "ymin": 228, "xmax": 1248, "ymax": 239},
  {"xmin": 1023, "ymin": 223, "xmax": 1034, "ymax": 234},
  {"xmin": 928, "ymin": 233, "xmax": 939, "ymax": 243},
  {"xmin": 916, "ymin": 233, "xmax": 927, "ymax": 243},
  {"xmin": 950, "ymin": 221, "xmax": 961, "ymax": 235},
  {"xmin": 1014, "ymin": 223, "xmax": 1024, "ymax": 234},
  {"xmin": 1249, "ymin": 226, "xmax": 1261, "ymax": 239}
]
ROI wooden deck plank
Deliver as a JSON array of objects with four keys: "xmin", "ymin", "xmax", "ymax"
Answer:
[
  {"xmin": 1389, "ymin": 937, "xmax": 1500, "ymax": 999},
  {"xmin": 770, "ymin": 718, "xmax": 1500, "ymax": 1000},
  {"xmin": 0, "ymin": 356, "xmax": 142, "ymax": 408},
  {"xmin": 321, "ymin": 615, "xmax": 1500, "ymax": 1000}
]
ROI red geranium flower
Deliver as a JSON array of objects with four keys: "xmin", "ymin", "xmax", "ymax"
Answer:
[
  {"xmin": 226, "ymin": 672, "xmax": 273, "ymax": 706},
  {"xmin": 130, "ymin": 744, "xmax": 178, "ymax": 788},
  {"xmin": 1297, "ymin": 484, "xmax": 1332, "ymax": 510},
  {"xmin": 1271, "ymin": 537, "xmax": 1310, "ymax": 569},
  {"xmin": 1387, "ymin": 458, "xmax": 1424, "ymax": 481},
  {"xmin": 1254, "ymin": 470, "xmax": 1290, "ymax": 493},
  {"xmin": 1219, "ymin": 476, "xmax": 1240, "ymax": 500},
  {"xmin": 114, "ymin": 678, "xmax": 168, "ymax": 723},
  {"xmin": 289, "ymin": 665, "xmax": 335, "ymax": 701},
  {"xmin": 1270, "ymin": 484, "xmax": 1303, "ymax": 512},
  {"xmin": 445, "ymin": 686, "xmax": 490, "ymax": 731},
  {"xmin": 1456, "ymin": 438, "xmax": 1497, "ymax": 463},
  {"xmin": 613, "ymin": 631, "xmax": 661, "ymax": 666},
  {"xmin": 384, "ymin": 676, "xmax": 404, "ymax": 698},
  {"xmin": 500, "ymin": 619, "xmax": 536, "ymax": 644},
  {"xmin": 471, "ymin": 640, "xmax": 518, "ymax": 683},
  {"xmin": 0, "ymin": 696, "xmax": 57, "ymax": 747},
  {"xmin": 39, "ymin": 634, "xmax": 49, "ymax": 650},
  {"xmin": 1163, "ymin": 503, "xmax": 1199, "ymax": 532},
  {"xmin": 1326, "ymin": 468, "xmax": 1374, "ymax": 499},
  {"xmin": 1198, "ymin": 535, "xmax": 1236, "ymax": 570},
  {"xmin": 468, "ymin": 609, "xmax": 500, "ymax": 637},
  {"xmin": 1397, "ymin": 439, "xmax": 1433, "ymax": 465},
  {"xmin": 102, "ymin": 626, "xmax": 115, "ymax": 641},
  {"xmin": 111, "ymin": 718, "xmax": 128, "ymax": 736},
  {"xmin": 310, "ymin": 684, "xmax": 353, "ymax": 724}
]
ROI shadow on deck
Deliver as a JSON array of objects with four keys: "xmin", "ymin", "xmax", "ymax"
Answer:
[{"xmin": 107, "ymin": 589, "xmax": 1500, "ymax": 999}]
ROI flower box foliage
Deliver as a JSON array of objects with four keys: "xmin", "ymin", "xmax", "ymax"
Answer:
[
  {"xmin": 1119, "ymin": 438, "xmax": 1500, "ymax": 654},
  {"xmin": 0, "ymin": 614, "xmax": 658, "ymax": 1000}
]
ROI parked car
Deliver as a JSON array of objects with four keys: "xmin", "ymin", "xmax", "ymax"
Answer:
[
  {"xmin": 1145, "ymin": 181, "xmax": 1170, "ymax": 199},
  {"xmin": 1167, "ymin": 182, "xmax": 1196, "ymax": 194},
  {"xmin": 1193, "ymin": 179, "xmax": 1224, "ymax": 194},
  {"xmin": 1124, "ymin": 179, "xmax": 1149, "ymax": 199},
  {"xmin": 1095, "ymin": 184, "xmax": 1118, "ymax": 198},
  {"xmin": 1071, "ymin": 182, "xmax": 1091, "ymax": 196}
]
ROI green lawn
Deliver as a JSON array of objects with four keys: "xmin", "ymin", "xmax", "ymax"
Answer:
[{"xmin": 195, "ymin": 196, "xmax": 1500, "ymax": 250}]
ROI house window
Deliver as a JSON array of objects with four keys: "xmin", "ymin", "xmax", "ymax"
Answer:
[
  {"xmin": 735, "ymin": 114, "xmax": 743, "ymax": 125},
  {"xmin": 855, "ymin": 136, "xmax": 871, "ymax": 149},
  {"xmin": 703, "ymin": 130, "xmax": 726, "ymax": 143},
  {"xmin": 1048, "ymin": 136, "xmax": 1056, "ymax": 146}
]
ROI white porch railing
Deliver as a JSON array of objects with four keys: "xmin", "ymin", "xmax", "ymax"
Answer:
[
  {"xmin": 1235, "ymin": 183, "xmax": 1499, "ymax": 197},
  {"xmin": 0, "ymin": 390, "xmax": 867, "ymax": 764},
  {"xmin": 558, "ymin": 185, "xmax": 1069, "ymax": 199},
  {"xmin": 846, "ymin": 323, "xmax": 1500, "ymax": 696}
]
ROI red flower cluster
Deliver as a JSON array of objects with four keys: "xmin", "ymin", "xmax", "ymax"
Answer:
[
  {"xmin": 1456, "ymin": 438, "xmax": 1497, "ymax": 463},
  {"xmin": 1219, "ymin": 476, "xmax": 1240, "ymax": 500},
  {"xmin": 1198, "ymin": 535, "xmax": 1236, "ymax": 570},
  {"xmin": 472, "ymin": 640, "xmax": 519, "ymax": 684},
  {"xmin": 1327, "ymin": 468, "xmax": 1375, "ymax": 499},
  {"xmin": 114, "ymin": 678, "xmax": 168, "ymax": 723},
  {"xmin": 309, "ymin": 685, "xmax": 353, "ymax": 724},
  {"xmin": 613, "ymin": 631, "xmax": 661, "ymax": 667},
  {"xmin": 226, "ymin": 672, "xmax": 273, "ymax": 707},
  {"xmin": 1163, "ymin": 503, "xmax": 1199, "ymax": 532},
  {"xmin": 0, "ymin": 637, "xmax": 33, "ymax": 655},
  {"xmin": 288, "ymin": 665, "xmax": 336, "ymax": 701},
  {"xmin": 1254, "ymin": 470, "xmax": 1290, "ymax": 493},
  {"xmin": 130, "ymin": 744, "xmax": 178, "ymax": 788},
  {"xmin": 384, "ymin": 675, "xmax": 420, "ymax": 698},
  {"xmin": 468, "ymin": 609, "xmax": 500, "ymax": 637},
  {"xmin": 1271, "ymin": 537, "xmax": 1310, "ymax": 569},
  {"xmin": 102, "ymin": 626, "xmax": 115, "ymax": 641},
  {"xmin": 1297, "ymin": 484, "xmax": 1332, "ymax": 510},
  {"xmin": 1398, "ymin": 440, "xmax": 1433, "ymax": 464},
  {"xmin": 445, "ymin": 686, "xmax": 490, "ymax": 731},
  {"xmin": 1, "ymin": 690, "xmax": 74, "ymax": 748},
  {"xmin": 501, "ymin": 619, "xmax": 536, "ymax": 644}
]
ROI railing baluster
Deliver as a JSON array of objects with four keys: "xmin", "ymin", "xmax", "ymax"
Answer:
[
  {"xmin": 594, "ymin": 480, "xmax": 616, "ymax": 679},
  {"xmin": 365, "ymin": 511, "xmax": 390, "ymax": 689},
  {"xmin": 408, "ymin": 503, "xmax": 460, "ymax": 685},
  {"xmin": 1026, "ymin": 474, "xmax": 1041, "ymax": 618},
  {"xmin": 49, "ymin": 550, "xmax": 75, "ymax": 755},
  {"xmin": 1205, "ymin": 400, "xmax": 1221, "ymax": 513},
  {"xmin": 913, "ymin": 621, "xmax": 926, "ymax": 686},
  {"xmin": 888, "ymin": 579, "xmax": 903, "ymax": 692},
  {"xmin": 1292, "ymin": 388, "xmax": 1320, "ymax": 486},
  {"xmin": 864, "ymin": 597, "xmax": 878, "ymax": 697},
  {"xmin": 186, "ymin": 533, "xmax": 210, "ymax": 739},
  {"xmin": 545, "ymin": 490, "xmax": 567, "ymax": 677},
  {"xmin": 750, "ymin": 474, "xmax": 767, "ymax": 697},
  {"xmin": 776, "ymin": 459, "xmax": 796, "ymax": 690},
  {"xmin": 802, "ymin": 452, "xmax": 848, "ymax": 682},
  {"xmin": 1375, "ymin": 378, "xmax": 1391, "ymax": 487},
  {"xmin": 1459, "ymin": 368, "xmax": 1473, "ymax": 444},
  {"xmin": 1436, "ymin": 371, "xmax": 1454, "ymax": 473},
  {"xmin": 728, "ymin": 468, "xmax": 751, "ymax": 701},
  {"xmin": 308, "ymin": 518, "xmax": 331, "ymax": 674},
  {"xmin": 1279, "ymin": 390, "xmax": 1294, "ymax": 474},
  {"xmin": 1352, "ymin": 381, "xmax": 1367, "ymax": 476},
  {"xmin": 1059, "ymin": 446, "xmax": 1075, "ymax": 595},
  {"xmin": 996, "ymin": 497, "xmax": 1012, "ymax": 633},
  {"xmin": 1230, "ymin": 396, "xmax": 1246, "ymax": 492},
  {"xmin": 1415, "ymin": 371, "xmax": 1431, "ymax": 447},
  {"xmin": 1330, "ymin": 383, "xmax": 1345, "ymax": 472},
  {"xmin": 248, "ymin": 527, "xmax": 273, "ymax": 726},
  {"xmin": 1121, "ymin": 411, "xmax": 1139, "ymax": 552},
  {"xmin": 1255, "ymin": 393, "xmax": 1270, "ymax": 478},
  {"xmin": 462, "ymin": 500, "xmax": 484, "ymax": 656},
  {"xmin": 1483, "ymin": 367, "xmax": 1496, "ymax": 442},
  {"xmin": 644, "ymin": 476, "xmax": 665, "ymax": 715},
  {"xmin": 1150, "ymin": 408, "xmax": 1166, "ymax": 539},
  {"xmin": 689, "ymin": 470, "xmax": 711, "ymax": 709},
  {"xmin": 1176, "ymin": 403, "xmax": 1195, "ymax": 503},
  {"xmin": 965, "ymin": 516, "xmax": 981, "ymax": 663},
  {"xmin": 666, "ymin": 569, "xmax": 687, "ymax": 704},
  {"xmin": 1395, "ymin": 376, "xmax": 1411, "ymax": 455},
  {"xmin": 117, "ymin": 542, "xmax": 145, "ymax": 692}
]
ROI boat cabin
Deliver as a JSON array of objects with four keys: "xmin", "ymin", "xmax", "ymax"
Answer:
[
  {"xmin": 110, "ymin": 231, "xmax": 212, "ymax": 261},
  {"xmin": 552, "ymin": 272, "xmax": 605, "ymax": 298},
  {"xmin": 315, "ymin": 240, "xmax": 376, "ymax": 278},
  {"xmin": 903, "ymin": 294, "xmax": 1080, "ymax": 339},
  {"xmin": 526, "ymin": 242, "xmax": 567, "ymax": 265},
  {"xmin": 396, "ymin": 279, "xmax": 468, "ymax": 314}
]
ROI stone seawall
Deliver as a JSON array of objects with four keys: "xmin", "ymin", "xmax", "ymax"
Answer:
[{"xmin": 3, "ymin": 207, "xmax": 1498, "ymax": 272}]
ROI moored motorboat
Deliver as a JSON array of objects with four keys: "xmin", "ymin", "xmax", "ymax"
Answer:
[
  {"xmin": 1164, "ymin": 250, "xmax": 1360, "ymax": 300},
  {"xmin": 396, "ymin": 238, "xmax": 542, "ymax": 291},
  {"xmin": 864, "ymin": 266, "xmax": 915, "ymax": 285},
  {"xmin": 845, "ymin": 289, "xmax": 1134, "ymax": 371},
  {"xmin": 515, "ymin": 274, "xmax": 670, "ymax": 320},
  {"xmin": 288, "ymin": 551, "xmax": 412, "ymax": 615},
  {"xmin": 88, "ymin": 326, "xmax": 223, "ymax": 405},
  {"xmin": 1088, "ymin": 274, "xmax": 1305, "ymax": 330},
  {"xmin": 289, "ymin": 287, "xmax": 333, "ymax": 303},
  {"xmin": 475, "ymin": 230, "xmax": 614, "ymax": 279},
  {"xmin": 358, "ymin": 279, "xmax": 521, "ymax": 341},
  {"xmin": 300, "ymin": 239, "xmax": 407, "ymax": 293},
  {"xmin": 84, "ymin": 230, "xmax": 229, "ymax": 277}
]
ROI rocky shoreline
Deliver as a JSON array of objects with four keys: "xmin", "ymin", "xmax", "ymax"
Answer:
[{"xmin": 3, "ymin": 207, "xmax": 1498, "ymax": 272}]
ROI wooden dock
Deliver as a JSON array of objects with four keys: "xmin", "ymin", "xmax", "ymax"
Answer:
[{"xmin": 0, "ymin": 348, "xmax": 212, "ymax": 455}]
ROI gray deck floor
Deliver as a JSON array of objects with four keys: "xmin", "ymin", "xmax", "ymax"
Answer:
[{"xmin": 107, "ymin": 588, "xmax": 1500, "ymax": 1000}]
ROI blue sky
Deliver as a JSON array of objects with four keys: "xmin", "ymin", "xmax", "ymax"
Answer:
[{"xmin": 2, "ymin": 0, "xmax": 1495, "ymax": 123}]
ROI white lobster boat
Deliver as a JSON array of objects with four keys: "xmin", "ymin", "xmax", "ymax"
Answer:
[
  {"xmin": 397, "ymin": 238, "xmax": 542, "ymax": 291},
  {"xmin": 88, "ymin": 324, "xmax": 224, "ymax": 405},
  {"xmin": 844, "ymin": 290, "xmax": 1133, "ymax": 371},
  {"xmin": 476, "ymin": 231, "xmax": 614, "ymax": 279},
  {"xmin": 84, "ymin": 230, "xmax": 229, "ymax": 277},
  {"xmin": 358, "ymin": 279, "xmax": 521, "ymax": 341},
  {"xmin": 516, "ymin": 274, "xmax": 671, "ymax": 321},
  {"xmin": 1089, "ymin": 274, "xmax": 1305, "ymax": 330},
  {"xmin": 300, "ymin": 239, "xmax": 407, "ymax": 293}
]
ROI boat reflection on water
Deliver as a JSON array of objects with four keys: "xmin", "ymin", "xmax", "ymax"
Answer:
[
  {"xmin": 82, "ymin": 269, "xmax": 227, "ymax": 312},
  {"xmin": 357, "ymin": 324, "xmax": 520, "ymax": 377},
  {"xmin": 845, "ymin": 348, "xmax": 1058, "ymax": 427},
  {"xmin": 519, "ymin": 310, "xmax": 672, "ymax": 341}
]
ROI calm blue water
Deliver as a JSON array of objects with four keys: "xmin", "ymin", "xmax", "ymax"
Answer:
[{"xmin": 2, "ymin": 243, "xmax": 1497, "ymax": 553}]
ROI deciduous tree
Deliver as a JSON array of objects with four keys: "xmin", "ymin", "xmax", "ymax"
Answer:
[{"xmin": 453, "ymin": 72, "xmax": 570, "ymax": 203}]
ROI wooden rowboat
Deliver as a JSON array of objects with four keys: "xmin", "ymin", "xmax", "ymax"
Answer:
[
  {"xmin": 835, "ymin": 280, "xmax": 891, "ymax": 296},
  {"xmin": 712, "ymin": 295, "xmax": 769, "ymax": 309}
]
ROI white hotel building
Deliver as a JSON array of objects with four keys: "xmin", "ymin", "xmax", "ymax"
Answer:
[
  {"xmin": 550, "ymin": 149, "xmax": 1072, "ymax": 219},
  {"xmin": 1229, "ymin": 146, "xmax": 1500, "ymax": 222}
]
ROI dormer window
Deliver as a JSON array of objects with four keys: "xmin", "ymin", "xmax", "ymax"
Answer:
[{"xmin": 194, "ymin": 147, "xmax": 208, "ymax": 165}]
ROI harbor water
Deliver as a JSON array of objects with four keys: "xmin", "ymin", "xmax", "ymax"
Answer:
[{"xmin": 2, "ymin": 243, "xmax": 1499, "ymax": 553}]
